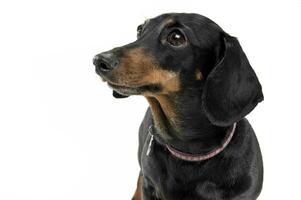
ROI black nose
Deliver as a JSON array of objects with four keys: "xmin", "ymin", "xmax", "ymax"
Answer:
[{"xmin": 93, "ymin": 53, "xmax": 119, "ymax": 73}]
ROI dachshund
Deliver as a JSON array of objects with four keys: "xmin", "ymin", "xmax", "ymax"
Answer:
[{"xmin": 93, "ymin": 13, "xmax": 264, "ymax": 200}]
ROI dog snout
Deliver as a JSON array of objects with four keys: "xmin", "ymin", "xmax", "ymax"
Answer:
[{"xmin": 93, "ymin": 52, "xmax": 119, "ymax": 73}]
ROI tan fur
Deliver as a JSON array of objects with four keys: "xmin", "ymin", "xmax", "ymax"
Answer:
[
  {"xmin": 155, "ymin": 95, "xmax": 178, "ymax": 120},
  {"xmin": 163, "ymin": 18, "xmax": 175, "ymax": 27},
  {"xmin": 132, "ymin": 175, "xmax": 143, "ymax": 200},
  {"xmin": 146, "ymin": 97, "xmax": 166, "ymax": 133},
  {"xmin": 195, "ymin": 69, "xmax": 203, "ymax": 80},
  {"xmin": 143, "ymin": 69, "xmax": 180, "ymax": 94},
  {"xmin": 112, "ymin": 48, "xmax": 181, "ymax": 94},
  {"xmin": 111, "ymin": 48, "xmax": 156, "ymax": 86},
  {"xmin": 146, "ymin": 96, "xmax": 179, "ymax": 138},
  {"xmin": 113, "ymin": 48, "xmax": 182, "ymax": 137}
]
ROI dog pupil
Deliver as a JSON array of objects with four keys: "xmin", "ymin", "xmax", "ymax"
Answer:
[{"xmin": 167, "ymin": 31, "xmax": 184, "ymax": 46}]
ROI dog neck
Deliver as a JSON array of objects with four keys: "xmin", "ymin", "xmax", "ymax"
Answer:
[{"xmin": 145, "ymin": 87, "xmax": 229, "ymax": 154}]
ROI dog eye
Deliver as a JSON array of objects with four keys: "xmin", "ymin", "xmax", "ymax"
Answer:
[
  {"xmin": 137, "ymin": 25, "xmax": 143, "ymax": 37},
  {"xmin": 167, "ymin": 30, "xmax": 186, "ymax": 46}
]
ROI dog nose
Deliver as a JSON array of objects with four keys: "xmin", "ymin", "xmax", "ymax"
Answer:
[{"xmin": 93, "ymin": 53, "xmax": 119, "ymax": 73}]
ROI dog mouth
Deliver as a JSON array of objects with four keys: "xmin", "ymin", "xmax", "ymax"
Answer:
[
  {"xmin": 96, "ymin": 72, "xmax": 142, "ymax": 95},
  {"xmin": 107, "ymin": 82, "xmax": 142, "ymax": 95},
  {"xmin": 97, "ymin": 72, "xmax": 161, "ymax": 95},
  {"xmin": 106, "ymin": 81, "xmax": 161, "ymax": 96}
]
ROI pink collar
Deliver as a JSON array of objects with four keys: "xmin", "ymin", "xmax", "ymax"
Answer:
[{"xmin": 147, "ymin": 123, "xmax": 237, "ymax": 162}]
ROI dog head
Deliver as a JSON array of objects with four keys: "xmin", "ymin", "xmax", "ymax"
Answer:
[{"xmin": 93, "ymin": 13, "xmax": 263, "ymax": 126}]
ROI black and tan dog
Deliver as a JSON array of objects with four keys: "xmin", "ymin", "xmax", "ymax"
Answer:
[{"xmin": 93, "ymin": 13, "xmax": 263, "ymax": 200}]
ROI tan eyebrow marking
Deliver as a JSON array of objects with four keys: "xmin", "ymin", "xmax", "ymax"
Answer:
[{"xmin": 164, "ymin": 18, "xmax": 176, "ymax": 27}]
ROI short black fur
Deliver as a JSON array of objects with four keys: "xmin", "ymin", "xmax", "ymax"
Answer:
[{"xmin": 94, "ymin": 13, "xmax": 264, "ymax": 200}]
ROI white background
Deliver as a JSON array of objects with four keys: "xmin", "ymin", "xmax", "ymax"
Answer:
[{"xmin": 0, "ymin": 0, "xmax": 300, "ymax": 199}]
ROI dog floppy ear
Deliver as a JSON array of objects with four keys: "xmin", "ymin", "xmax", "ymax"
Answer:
[{"xmin": 202, "ymin": 34, "xmax": 263, "ymax": 126}]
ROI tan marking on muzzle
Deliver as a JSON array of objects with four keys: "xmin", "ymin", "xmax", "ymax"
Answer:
[
  {"xmin": 113, "ymin": 48, "xmax": 181, "ymax": 94},
  {"xmin": 112, "ymin": 48, "xmax": 156, "ymax": 85},
  {"xmin": 142, "ymin": 69, "xmax": 180, "ymax": 94}
]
